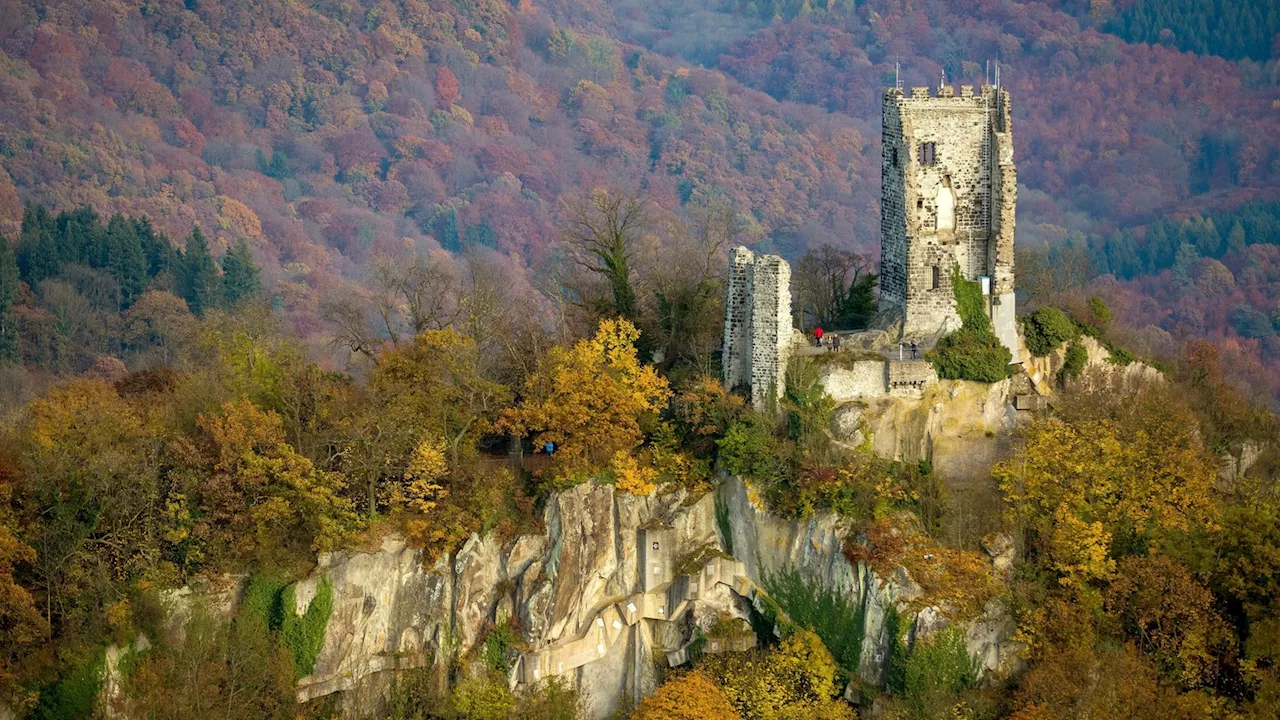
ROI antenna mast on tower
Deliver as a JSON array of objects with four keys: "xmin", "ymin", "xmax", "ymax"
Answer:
[{"xmin": 895, "ymin": 60, "xmax": 902, "ymax": 90}]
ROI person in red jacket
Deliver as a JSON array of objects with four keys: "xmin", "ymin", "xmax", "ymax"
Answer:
[{"xmin": 813, "ymin": 326, "xmax": 824, "ymax": 348}]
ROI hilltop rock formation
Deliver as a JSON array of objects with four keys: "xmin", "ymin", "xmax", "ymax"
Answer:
[{"xmin": 292, "ymin": 476, "xmax": 1021, "ymax": 718}]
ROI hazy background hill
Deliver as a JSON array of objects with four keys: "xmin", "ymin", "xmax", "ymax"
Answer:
[{"xmin": 1, "ymin": 0, "xmax": 1278, "ymax": 393}]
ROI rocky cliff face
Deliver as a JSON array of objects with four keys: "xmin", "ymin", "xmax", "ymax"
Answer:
[{"xmin": 292, "ymin": 476, "xmax": 1020, "ymax": 718}]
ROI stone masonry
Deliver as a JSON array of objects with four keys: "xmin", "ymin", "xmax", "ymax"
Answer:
[
  {"xmin": 880, "ymin": 83, "xmax": 1019, "ymax": 362},
  {"xmin": 722, "ymin": 247, "xmax": 792, "ymax": 404}
]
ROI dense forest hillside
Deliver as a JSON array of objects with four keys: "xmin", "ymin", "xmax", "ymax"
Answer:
[{"xmin": 2, "ymin": 0, "xmax": 1279, "ymax": 398}]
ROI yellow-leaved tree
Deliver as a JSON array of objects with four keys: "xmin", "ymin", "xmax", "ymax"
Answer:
[
  {"xmin": 501, "ymin": 318, "xmax": 670, "ymax": 483},
  {"xmin": 632, "ymin": 671, "xmax": 742, "ymax": 720},
  {"xmin": 994, "ymin": 390, "xmax": 1217, "ymax": 594}
]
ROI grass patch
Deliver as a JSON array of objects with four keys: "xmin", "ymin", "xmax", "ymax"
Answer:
[
  {"xmin": 715, "ymin": 492, "xmax": 734, "ymax": 556},
  {"xmin": 761, "ymin": 567, "xmax": 866, "ymax": 678}
]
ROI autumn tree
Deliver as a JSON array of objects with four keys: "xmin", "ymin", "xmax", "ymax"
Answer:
[
  {"xmin": 360, "ymin": 329, "xmax": 511, "ymax": 512},
  {"xmin": 632, "ymin": 671, "xmax": 742, "ymax": 720},
  {"xmin": 0, "ymin": 514, "xmax": 45, "ymax": 706},
  {"xmin": 193, "ymin": 400, "xmax": 355, "ymax": 563},
  {"xmin": 646, "ymin": 199, "xmax": 733, "ymax": 371},
  {"xmin": 561, "ymin": 189, "xmax": 648, "ymax": 322},
  {"xmin": 995, "ymin": 387, "xmax": 1217, "ymax": 594},
  {"xmin": 323, "ymin": 252, "xmax": 461, "ymax": 361},
  {"xmin": 122, "ymin": 291, "xmax": 195, "ymax": 366},
  {"xmin": 17, "ymin": 380, "xmax": 161, "ymax": 640},
  {"xmin": 699, "ymin": 630, "xmax": 856, "ymax": 720},
  {"xmin": 435, "ymin": 66, "xmax": 461, "ymax": 107},
  {"xmin": 1105, "ymin": 554, "xmax": 1234, "ymax": 689},
  {"xmin": 501, "ymin": 318, "xmax": 670, "ymax": 482}
]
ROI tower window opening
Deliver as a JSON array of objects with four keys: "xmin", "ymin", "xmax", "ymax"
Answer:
[
  {"xmin": 931, "ymin": 266, "xmax": 941, "ymax": 289},
  {"xmin": 919, "ymin": 142, "xmax": 937, "ymax": 166},
  {"xmin": 892, "ymin": 147, "xmax": 899, "ymax": 168}
]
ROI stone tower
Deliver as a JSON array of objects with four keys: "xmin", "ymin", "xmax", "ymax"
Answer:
[
  {"xmin": 880, "ymin": 83, "xmax": 1019, "ymax": 362},
  {"xmin": 722, "ymin": 247, "xmax": 791, "ymax": 404}
]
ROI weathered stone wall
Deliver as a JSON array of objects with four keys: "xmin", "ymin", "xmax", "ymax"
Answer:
[
  {"xmin": 819, "ymin": 359, "xmax": 890, "ymax": 402},
  {"xmin": 722, "ymin": 247, "xmax": 754, "ymax": 391},
  {"xmin": 879, "ymin": 84, "xmax": 1019, "ymax": 360},
  {"xmin": 721, "ymin": 247, "xmax": 792, "ymax": 404},
  {"xmin": 749, "ymin": 254, "xmax": 791, "ymax": 403}
]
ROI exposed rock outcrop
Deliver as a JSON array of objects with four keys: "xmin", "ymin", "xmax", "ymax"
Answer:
[{"xmin": 289, "ymin": 476, "xmax": 1021, "ymax": 718}]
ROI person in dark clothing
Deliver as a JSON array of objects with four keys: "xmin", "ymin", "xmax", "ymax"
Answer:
[
  {"xmin": 910, "ymin": 341, "xmax": 918, "ymax": 359},
  {"xmin": 832, "ymin": 333, "xmax": 841, "ymax": 352}
]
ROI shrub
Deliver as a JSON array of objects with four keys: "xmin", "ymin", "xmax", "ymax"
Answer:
[
  {"xmin": 699, "ymin": 630, "xmax": 855, "ymax": 720},
  {"xmin": 241, "ymin": 574, "xmax": 288, "ymax": 631},
  {"xmin": 280, "ymin": 576, "xmax": 334, "ymax": 678},
  {"xmin": 898, "ymin": 627, "xmax": 978, "ymax": 716},
  {"xmin": 1023, "ymin": 307, "xmax": 1078, "ymax": 356},
  {"xmin": 717, "ymin": 412, "xmax": 793, "ymax": 490},
  {"xmin": 482, "ymin": 621, "xmax": 519, "ymax": 672},
  {"xmin": 927, "ymin": 328, "xmax": 1013, "ymax": 382},
  {"xmin": 1059, "ymin": 341, "xmax": 1088, "ymax": 384},
  {"xmin": 783, "ymin": 357, "xmax": 835, "ymax": 445},
  {"xmin": 30, "ymin": 648, "xmax": 105, "ymax": 720},
  {"xmin": 1089, "ymin": 295, "xmax": 1113, "ymax": 326}
]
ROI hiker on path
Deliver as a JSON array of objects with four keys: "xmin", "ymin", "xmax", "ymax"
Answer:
[
  {"xmin": 910, "ymin": 341, "xmax": 918, "ymax": 359},
  {"xmin": 813, "ymin": 326, "xmax": 824, "ymax": 348}
]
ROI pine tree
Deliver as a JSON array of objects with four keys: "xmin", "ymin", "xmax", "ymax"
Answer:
[
  {"xmin": 435, "ymin": 209, "xmax": 460, "ymax": 252},
  {"xmin": 16, "ymin": 204, "xmax": 59, "ymax": 285},
  {"xmin": 136, "ymin": 216, "xmax": 176, "ymax": 279},
  {"xmin": 222, "ymin": 237, "xmax": 262, "ymax": 306},
  {"xmin": 0, "ymin": 234, "xmax": 18, "ymax": 363},
  {"xmin": 105, "ymin": 214, "xmax": 148, "ymax": 306},
  {"xmin": 180, "ymin": 225, "xmax": 220, "ymax": 316}
]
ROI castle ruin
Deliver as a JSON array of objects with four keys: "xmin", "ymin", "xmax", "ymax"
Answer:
[
  {"xmin": 879, "ymin": 83, "xmax": 1020, "ymax": 362},
  {"xmin": 722, "ymin": 247, "xmax": 791, "ymax": 404}
]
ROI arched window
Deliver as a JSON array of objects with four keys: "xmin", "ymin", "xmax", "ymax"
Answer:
[{"xmin": 936, "ymin": 176, "xmax": 956, "ymax": 232}]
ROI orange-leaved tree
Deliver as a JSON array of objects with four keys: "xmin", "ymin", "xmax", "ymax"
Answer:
[
  {"xmin": 501, "ymin": 318, "xmax": 670, "ymax": 483},
  {"xmin": 632, "ymin": 671, "xmax": 742, "ymax": 720}
]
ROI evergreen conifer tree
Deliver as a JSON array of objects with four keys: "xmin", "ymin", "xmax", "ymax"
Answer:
[
  {"xmin": 180, "ymin": 225, "xmax": 220, "ymax": 316},
  {"xmin": 17, "ymin": 204, "xmax": 60, "ymax": 285},
  {"xmin": 435, "ymin": 209, "xmax": 460, "ymax": 252},
  {"xmin": 0, "ymin": 234, "xmax": 18, "ymax": 363},
  {"xmin": 106, "ymin": 213, "xmax": 148, "ymax": 306},
  {"xmin": 221, "ymin": 237, "xmax": 262, "ymax": 306},
  {"xmin": 136, "ymin": 217, "xmax": 176, "ymax": 279}
]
